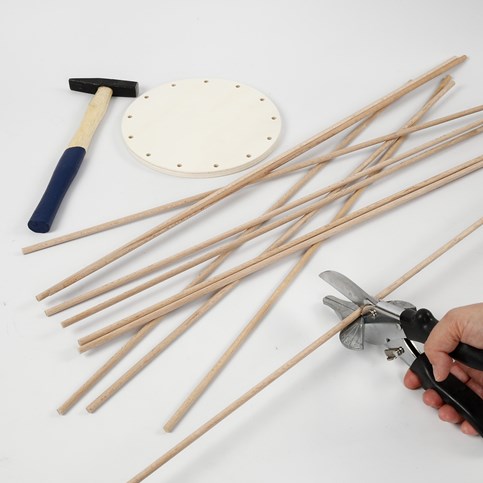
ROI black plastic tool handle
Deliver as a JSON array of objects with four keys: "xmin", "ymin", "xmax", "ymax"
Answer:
[
  {"xmin": 28, "ymin": 146, "xmax": 86, "ymax": 233},
  {"xmin": 410, "ymin": 352, "xmax": 483, "ymax": 437},
  {"xmin": 400, "ymin": 308, "xmax": 483, "ymax": 371}
]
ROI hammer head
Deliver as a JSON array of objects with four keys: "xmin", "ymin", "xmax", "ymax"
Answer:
[{"xmin": 69, "ymin": 78, "xmax": 139, "ymax": 97}]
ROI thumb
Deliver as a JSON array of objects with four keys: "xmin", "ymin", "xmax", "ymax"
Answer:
[
  {"xmin": 424, "ymin": 309, "xmax": 463, "ymax": 382},
  {"xmin": 426, "ymin": 349, "xmax": 454, "ymax": 382}
]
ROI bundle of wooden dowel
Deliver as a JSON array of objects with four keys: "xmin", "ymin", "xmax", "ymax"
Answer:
[{"xmin": 23, "ymin": 56, "xmax": 483, "ymax": 481}]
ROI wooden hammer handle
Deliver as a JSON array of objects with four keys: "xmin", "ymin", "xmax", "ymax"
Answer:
[{"xmin": 69, "ymin": 86, "xmax": 113, "ymax": 149}]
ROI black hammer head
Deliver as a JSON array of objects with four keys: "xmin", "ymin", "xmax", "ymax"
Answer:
[{"xmin": 69, "ymin": 78, "xmax": 139, "ymax": 97}]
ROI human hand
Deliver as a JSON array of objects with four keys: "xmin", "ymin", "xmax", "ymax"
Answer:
[{"xmin": 403, "ymin": 303, "xmax": 483, "ymax": 435}]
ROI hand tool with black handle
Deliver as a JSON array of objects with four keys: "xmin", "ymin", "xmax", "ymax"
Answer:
[{"xmin": 320, "ymin": 270, "xmax": 483, "ymax": 437}]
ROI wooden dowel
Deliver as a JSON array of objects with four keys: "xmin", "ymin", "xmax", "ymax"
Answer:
[
  {"xmin": 376, "ymin": 217, "xmax": 483, "ymax": 298},
  {"xmin": 263, "ymin": 103, "xmax": 483, "ymax": 179},
  {"xmin": 83, "ymin": 107, "xmax": 382, "ymax": 413},
  {"xmin": 35, "ymin": 56, "xmax": 467, "ymax": 301},
  {"xmin": 23, "ymin": 98, "xmax": 483, "ymax": 260},
  {"xmin": 21, "ymin": 191, "xmax": 211, "ymax": 255},
  {"xmin": 335, "ymin": 75, "xmax": 454, "ymax": 211},
  {"xmin": 22, "ymin": 95, "xmax": 483, "ymax": 258},
  {"xmin": 57, "ymin": 248, "xmax": 230, "ymax": 415},
  {"xmin": 61, "ymin": 123, "xmax": 483, "ymax": 326},
  {"xmin": 57, "ymin": 104, "xmax": 380, "ymax": 415},
  {"xmin": 51, "ymin": 115, "xmax": 377, "ymax": 320},
  {"xmin": 162, "ymin": 202, "xmax": 365, "ymax": 432},
  {"xmin": 127, "ymin": 216, "xmax": 483, "ymax": 483},
  {"xmin": 78, "ymin": 156, "xmax": 483, "ymax": 352},
  {"xmin": 20, "ymin": 115, "xmax": 375, "ymax": 257},
  {"xmin": 78, "ymin": 158, "xmax": 482, "ymax": 350},
  {"xmin": 49, "ymin": 116, "xmax": 482, "ymax": 318},
  {"xmin": 57, "ymin": 242, "xmax": 232, "ymax": 415},
  {"xmin": 43, "ymin": 102, "xmax": 483, "ymax": 307},
  {"xmin": 162, "ymin": 78, "xmax": 455, "ymax": 431},
  {"xmin": 61, "ymin": 138, "xmax": 458, "ymax": 327}
]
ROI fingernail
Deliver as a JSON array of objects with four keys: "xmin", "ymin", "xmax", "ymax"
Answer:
[{"xmin": 433, "ymin": 367, "xmax": 445, "ymax": 382}]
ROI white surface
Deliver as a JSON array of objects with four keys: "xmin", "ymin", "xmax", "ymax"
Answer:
[
  {"xmin": 1, "ymin": 1, "xmax": 483, "ymax": 483},
  {"xmin": 122, "ymin": 78, "xmax": 282, "ymax": 177}
]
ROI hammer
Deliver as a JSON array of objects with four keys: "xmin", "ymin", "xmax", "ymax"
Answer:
[{"xmin": 28, "ymin": 77, "xmax": 138, "ymax": 233}]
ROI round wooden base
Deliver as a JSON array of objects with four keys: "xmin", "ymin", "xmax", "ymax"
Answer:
[{"xmin": 122, "ymin": 78, "xmax": 282, "ymax": 178}]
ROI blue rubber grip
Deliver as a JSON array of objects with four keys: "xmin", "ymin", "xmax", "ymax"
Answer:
[{"xmin": 28, "ymin": 146, "xmax": 86, "ymax": 233}]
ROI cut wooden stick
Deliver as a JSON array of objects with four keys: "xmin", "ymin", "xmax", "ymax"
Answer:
[
  {"xmin": 162, "ymin": 78, "xmax": 455, "ymax": 431},
  {"xmin": 60, "ymin": 123, "xmax": 483, "ymax": 325},
  {"xmin": 78, "ymin": 155, "xmax": 483, "ymax": 352},
  {"xmin": 127, "ymin": 216, "xmax": 483, "ymax": 483},
  {"xmin": 79, "ymin": 159, "xmax": 481, "ymax": 351},
  {"xmin": 40, "ymin": 102, "xmax": 483, "ymax": 303},
  {"xmin": 35, "ymin": 56, "xmax": 467, "ymax": 301},
  {"xmin": 83, "ymin": 101, "xmax": 391, "ymax": 413},
  {"xmin": 56, "ymin": 118, "xmax": 379, "ymax": 325},
  {"xmin": 50, "ymin": 116, "xmax": 483, "ymax": 318},
  {"xmin": 56, "ymin": 101, "xmax": 381, "ymax": 415}
]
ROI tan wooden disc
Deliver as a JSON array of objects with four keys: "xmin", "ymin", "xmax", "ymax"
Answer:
[{"xmin": 121, "ymin": 78, "xmax": 282, "ymax": 178}]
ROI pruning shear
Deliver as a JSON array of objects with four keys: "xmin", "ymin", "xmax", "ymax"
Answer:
[{"xmin": 320, "ymin": 270, "xmax": 483, "ymax": 436}]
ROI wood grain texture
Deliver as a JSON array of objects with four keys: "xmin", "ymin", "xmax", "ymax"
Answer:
[
  {"xmin": 24, "ymin": 99, "xmax": 483, "ymax": 255},
  {"xmin": 58, "ymin": 120, "xmax": 483, "ymax": 325},
  {"xmin": 68, "ymin": 86, "xmax": 113, "ymax": 150},
  {"xmin": 78, "ymin": 155, "xmax": 483, "ymax": 352},
  {"xmin": 49, "ymin": 113, "xmax": 483, "ymax": 319},
  {"xmin": 83, "ymin": 106, "xmax": 380, "ymax": 413},
  {"xmin": 56, "ymin": 97, "xmax": 379, "ymax": 415},
  {"xmin": 162, "ymin": 77, "xmax": 456, "ymax": 431}
]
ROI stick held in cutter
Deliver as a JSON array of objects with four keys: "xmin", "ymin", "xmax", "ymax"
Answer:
[{"xmin": 127, "ymin": 216, "xmax": 483, "ymax": 483}]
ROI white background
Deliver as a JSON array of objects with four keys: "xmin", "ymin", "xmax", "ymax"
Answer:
[{"xmin": 1, "ymin": 1, "xmax": 482, "ymax": 482}]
